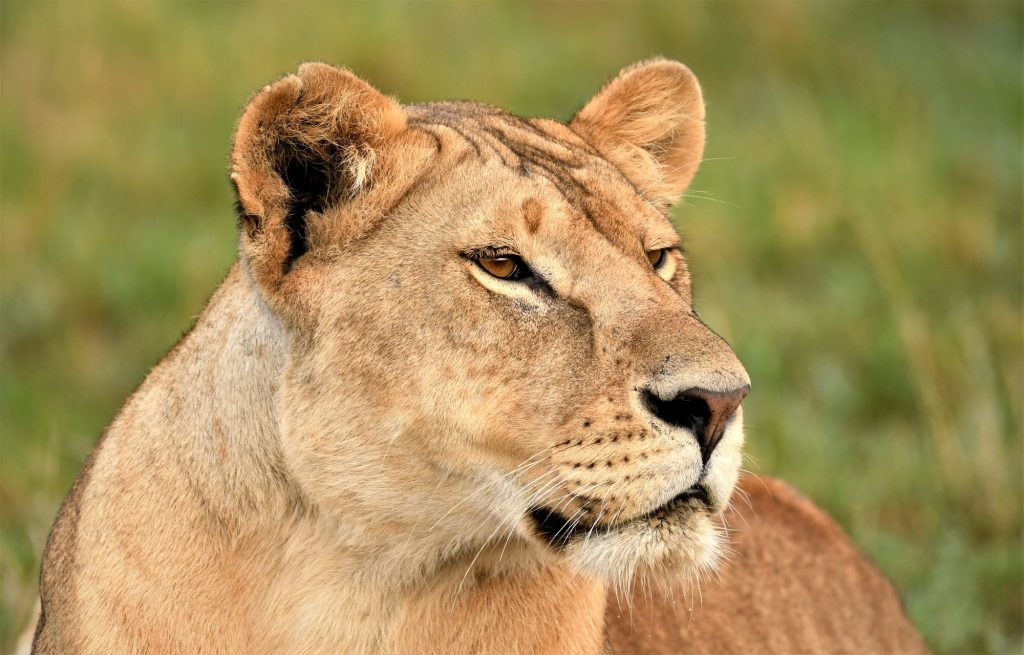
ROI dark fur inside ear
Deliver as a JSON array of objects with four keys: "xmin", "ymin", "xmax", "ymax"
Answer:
[
  {"xmin": 278, "ymin": 144, "xmax": 337, "ymax": 270},
  {"xmin": 236, "ymin": 137, "xmax": 345, "ymax": 272},
  {"xmin": 230, "ymin": 64, "xmax": 405, "ymax": 292}
]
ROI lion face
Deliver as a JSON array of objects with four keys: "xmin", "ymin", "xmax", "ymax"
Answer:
[{"xmin": 230, "ymin": 61, "xmax": 749, "ymax": 587}]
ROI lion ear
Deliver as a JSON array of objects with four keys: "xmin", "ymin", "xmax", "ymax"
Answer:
[
  {"xmin": 230, "ymin": 62, "xmax": 405, "ymax": 292},
  {"xmin": 570, "ymin": 59, "xmax": 705, "ymax": 208}
]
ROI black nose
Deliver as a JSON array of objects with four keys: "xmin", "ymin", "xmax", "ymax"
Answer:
[{"xmin": 642, "ymin": 385, "xmax": 750, "ymax": 465}]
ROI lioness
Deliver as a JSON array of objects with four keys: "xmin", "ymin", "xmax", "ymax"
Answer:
[{"xmin": 33, "ymin": 60, "xmax": 927, "ymax": 654}]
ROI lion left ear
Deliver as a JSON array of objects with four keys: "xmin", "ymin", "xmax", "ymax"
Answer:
[
  {"xmin": 230, "ymin": 62, "xmax": 406, "ymax": 295},
  {"xmin": 570, "ymin": 59, "xmax": 705, "ymax": 208}
]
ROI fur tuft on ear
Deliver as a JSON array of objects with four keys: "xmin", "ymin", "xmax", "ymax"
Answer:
[
  {"xmin": 570, "ymin": 58, "xmax": 705, "ymax": 208},
  {"xmin": 230, "ymin": 62, "xmax": 405, "ymax": 291}
]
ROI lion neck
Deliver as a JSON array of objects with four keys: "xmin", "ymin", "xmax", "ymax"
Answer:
[{"xmin": 145, "ymin": 263, "xmax": 608, "ymax": 653}]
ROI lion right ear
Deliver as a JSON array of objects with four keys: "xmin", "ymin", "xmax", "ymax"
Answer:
[
  {"xmin": 570, "ymin": 59, "xmax": 705, "ymax": 209},
  {"xmin": 230, "ymin": 63, "xmax": 405, "ymax": 293}
]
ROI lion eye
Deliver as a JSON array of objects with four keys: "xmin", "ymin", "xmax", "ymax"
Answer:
[
  {"xmin": 647, "ymin": 248, "xmax": 668, "ymax": 269},
  {"xmin": 477, "ymin": 256, "xmax": 529, "ymax": 281}
]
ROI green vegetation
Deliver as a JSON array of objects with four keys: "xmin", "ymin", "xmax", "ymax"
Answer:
[{"xmin": 1, "ymin": 2, "xmax": 1020, "ymax": 652}]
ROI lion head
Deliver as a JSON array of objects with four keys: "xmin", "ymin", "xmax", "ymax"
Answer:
[{"xmin": 229, "ymin": 60, "xmax": 749, "ymax": 590}]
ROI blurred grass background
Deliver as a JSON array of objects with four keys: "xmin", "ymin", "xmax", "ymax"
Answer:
[{"xmin": 1, "ymin": 1, "xmax": 1021, "ymax": 652}]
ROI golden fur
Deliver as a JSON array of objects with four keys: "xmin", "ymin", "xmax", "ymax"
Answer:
[
  {"xmin": 606, "ymin": 474, "xmax": 930, "ymax": 654},
  {"xmin": 31, "ymin": 60, "xmax": 925, "ymax": 654}
]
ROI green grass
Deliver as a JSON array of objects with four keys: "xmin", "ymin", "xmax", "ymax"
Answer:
[{"xmin": 1, "ymin": 2, "xmax": 1021, "ymax": 652}]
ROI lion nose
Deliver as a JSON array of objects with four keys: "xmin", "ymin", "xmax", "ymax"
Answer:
[{"xmin": 642, "ymin": 385, "xmax": 750, "ymax": 465}]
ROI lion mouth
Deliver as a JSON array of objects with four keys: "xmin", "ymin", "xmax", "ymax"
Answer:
[{"xmin": 528, "ymin": 485, "xmax": 710, "ymax": 549}]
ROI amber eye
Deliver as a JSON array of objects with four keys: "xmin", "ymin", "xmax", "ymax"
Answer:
[
  {"xmin": 477, "ymin": 256, "xmax": 530, "ymax": 281},
  {"xmin": 647, "ymin": 248, "xmax": 668, "ymax": 269}
]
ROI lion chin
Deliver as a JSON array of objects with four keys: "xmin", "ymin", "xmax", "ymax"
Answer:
[{"xmin": 528, "ymin": 489, "xmax": 725, "ymax": 592}]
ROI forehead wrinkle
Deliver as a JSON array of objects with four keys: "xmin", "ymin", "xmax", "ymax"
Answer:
[
  {"xmin": 410, "ymin": 102, "xmax": 601, "ymax": 187},
  {"xmin": 520, "ymin": 192, "xmax": 629, "ymax": 279},
  {"xmin": 577, "ymin": 187, "xmax": 656, "ymax": 259},
  {"xmin": 502, "ymin": 165, "xmax": 658, "ymax": 278},
  {"xmin": 410, "ymin": 102, "xmax": 670, "ymax": 264},
  {"xmin": 529, "ymin": 208, "xmax": 658, "ymax": 319}
]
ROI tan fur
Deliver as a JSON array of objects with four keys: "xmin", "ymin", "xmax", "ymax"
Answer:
[
  {"xmin": 32, "ymin": 60, "xmax": 923, "ymax": 654},
  {"xmin": 606, "ymin": 474, "xmax": 930, "ymax": 654}
]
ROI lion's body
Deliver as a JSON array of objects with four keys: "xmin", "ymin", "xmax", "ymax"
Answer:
[
  {"xmin": 606, "ymin": 474, "xmax": 929, "ymax": 654},
  {"xmin": 34, "ymin": 266, "xmax": 608, "ymax": 654},
  {"xmin": 33, "ymin": 60, "xmax": 926, "ymax": 654}
]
